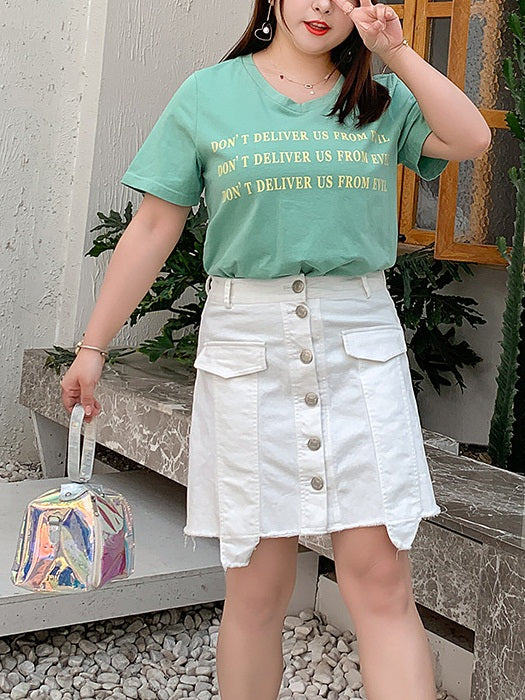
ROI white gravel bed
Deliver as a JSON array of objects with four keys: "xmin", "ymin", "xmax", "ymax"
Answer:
[{"xmin": 1, "ymin": 458, "xmax": 459, "ymax": 700}]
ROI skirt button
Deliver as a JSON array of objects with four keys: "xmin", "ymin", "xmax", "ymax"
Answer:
[
  {"xmin": 300, "ymin": 349, "xmax": 313, "ymax": 364},
  {"xmin": 311, "ymin": 476, "xmax": 324, "ymax": 490},
  {"xmin": 292, "ymin": 279, "xmax": 305, "ymax": 293},
  {"xmin": 305, "ymin": 392, "xmax": 319, "ymax": 406},
  {"xmin": 307, "ymin": 437, "xmax": 321, "ymax": 450},
  {"xmin": 295, "ymin": 304, "xmax": 308, "ymax": 318}
]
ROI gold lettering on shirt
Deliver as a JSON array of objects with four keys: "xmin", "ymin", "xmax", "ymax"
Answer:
[
  {"xmin": 221, "ymin": 183, "xmax": 243, "ymax": 202},
  {"xmin": 372, "ymin": 177, "xmax": 388, "ymax": 191},
  {"xmin": 332, "ymin": 131, "xmax": 368, "ymax": 142},
  {"xmin": 211, "ymin": 137, "xmax": 238, "ymax": 152},
  {"xmin": 336, "ymin": 150, "xmax": 369, "ymax": 163},
  {"xmin": 211, "ymin": 128, "xmax": 393, "ymax": 202},
  {"xmin": 255, "ymin": 176, "xmax": 313, "ymax": 192},
  {"xmin": 253, "ymin": 131, "xmax": 309, "ymax": 142},
  {"xmin": 369, "ymin": 129, "xmax": 391, "ymax": 143},
  {"xmin": 370, "ymin": 153, "xmax": 391, "ymax": 165},
  {"xmin": 253, "ymin": 151, "xmax": 312, "ymax": 165},
  {"xmin": 337, "ymin": 175, "xmax": 371, "ymax": 189}
]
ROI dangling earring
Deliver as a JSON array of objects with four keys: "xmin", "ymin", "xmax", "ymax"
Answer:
[{"xmin": 254, "ymin": 1, "xmax": 273, "ymax": 42}]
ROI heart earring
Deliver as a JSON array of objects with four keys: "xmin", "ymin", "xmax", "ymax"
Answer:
[{"xmin": 254, "ymin": 1, "xmax": 273, "ymax": 42}]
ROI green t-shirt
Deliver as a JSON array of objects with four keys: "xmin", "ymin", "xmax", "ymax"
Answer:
[{"xmin": 121, "ymin": 53, "xmax": 449, "ymax": 278}]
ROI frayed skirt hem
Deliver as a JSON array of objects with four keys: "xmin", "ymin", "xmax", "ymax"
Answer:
[{"xmin": 183, "ymin": 505, "xmax": 444, "ymax": 569}]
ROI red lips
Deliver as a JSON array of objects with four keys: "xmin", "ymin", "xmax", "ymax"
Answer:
[{"xmin": 304, "ymin": 21, "xmax": 330, "ymax": 35}]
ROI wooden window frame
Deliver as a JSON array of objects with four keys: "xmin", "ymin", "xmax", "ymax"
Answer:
[{"xmin": 395, "ymin": 0, "xmax": 509, "ymax": 266}]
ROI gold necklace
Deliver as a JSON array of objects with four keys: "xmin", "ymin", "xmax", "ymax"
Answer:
[{"xmin": 263, "ymin": 53, "xmax": 339, "ymax": 95}]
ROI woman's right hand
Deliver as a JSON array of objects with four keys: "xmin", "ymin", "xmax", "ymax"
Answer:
[{"xmin": 60, "ymin": 351, "xmax": 105, "ymax": 423}]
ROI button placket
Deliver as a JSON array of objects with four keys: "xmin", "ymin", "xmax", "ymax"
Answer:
[{"xmin": 281, "ymin": 289, "xmax": 328, "ymax": 531}]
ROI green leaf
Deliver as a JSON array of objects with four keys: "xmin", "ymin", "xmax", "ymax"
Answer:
[
  {"xmin": 496, "ymin": 236, "xmax": 512, "ymax": 263},
  {"xmin": 509, "ymin": 13, "xmax": 524, "ymax": 40},
  {"xmin": 506, "ymin": 112, "xmax": 525, "ymax": 140},
  {"xmin": 509, "ymin": 165, "xmax": 520, "ymax": 187},
  {"xmin": 503, "ymin": 57, "xmax": 516, "ymax": 92}
]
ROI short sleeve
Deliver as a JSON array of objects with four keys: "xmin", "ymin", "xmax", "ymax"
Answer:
[
  {"xmin": 395, "ymin": 75, "xmax": 449, "ymax": 182},
  {"xmin": 120, "ymin": 72, "xmax": 204, "ymax": 206}
]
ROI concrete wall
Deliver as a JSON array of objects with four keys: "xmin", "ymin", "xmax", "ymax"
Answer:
[
  {"xmin": 1, "ymin": 0, "xmax": 98, "ymax": 461},
  {"xmin": 0, "ymin": 0, "xmax": 511, "ymax": 460},
  {"xmin": 74, "ymin": 0, "xmax": 248, "ymax": 343},
  {"xmin": 1, "ymin": 0, "xmax": 250, "ymax": 462},
  {"xmin": 417, "ymin": 265, "xmax": 508, "ymax": 446}
]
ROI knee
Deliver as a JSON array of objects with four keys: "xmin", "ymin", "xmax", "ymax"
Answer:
[
  {"xmin": 223, "ymin": 536, "xmax": 299, "ymax": 627},
  {"xmin": 338, "ymin": 558, "xmax": 413, "ymax": 617},
  {"xmin": 225, "ymin": 584, "xmax": 293, "ymax": 628},
  {"xmin": 224, "ymin": 573, "xmax": 296, "ymax": 628}
]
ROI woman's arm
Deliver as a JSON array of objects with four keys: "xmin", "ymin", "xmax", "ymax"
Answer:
[
  {"xmin": 378, "ymin": 43, "xmax": 492, "ymax": 161},
  {"xmin": 334, "ymin": 0, "xmax": 492, "ymax": 161},
  {"xmin": 80, "ymin": 193, "xmax": 192, "ymax": 350}
]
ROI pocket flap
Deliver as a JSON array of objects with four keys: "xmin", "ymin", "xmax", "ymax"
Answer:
[
  {"xmin": 194, "ymin": 341, "xmax": 267, "ymax": 378},
  {"xmin": 342, "ymin": 326, "xmax": 407, "ymax": 362}
]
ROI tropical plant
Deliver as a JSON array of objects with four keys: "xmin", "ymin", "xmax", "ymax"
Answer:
[
  {"xmin": 385, "ymin": 244, "xmax": 485, "ymax": 397},
  {"xmin": 45, "ymin": 198, "xmax": 209, "ymax": 374},
  {"xmin": 488, "ymin": 0, "xmax": 525, "ymax": 469}
]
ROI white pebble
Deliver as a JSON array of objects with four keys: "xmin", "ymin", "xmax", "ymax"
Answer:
[{"xmin": 10, "ymin": 682, "xmax": 31, "ymax": 699}]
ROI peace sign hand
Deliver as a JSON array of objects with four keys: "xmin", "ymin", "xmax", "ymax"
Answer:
[{"xmin": 334, "ymin": 0, "xmax": 404, "ymax": 58}]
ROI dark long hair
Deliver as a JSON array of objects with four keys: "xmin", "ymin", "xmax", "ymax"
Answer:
[{"xmin": 219, "ymin": 0, "xmax": 391, "ymax": 127}]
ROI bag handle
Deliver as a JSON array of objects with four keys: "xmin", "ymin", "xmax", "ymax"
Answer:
[{"xmin": 67, "ymin": 403, "xmax": 97, "ymax": 483}]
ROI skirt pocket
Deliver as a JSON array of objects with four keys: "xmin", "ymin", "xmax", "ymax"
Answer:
[
  {"xmin": 340, "ymin": 325, "xmax": 423, "ymax": 524},
  {"xmin": 192, "ymin": 340, "xmax": 268, "ymax": 537},
  {"xmin": 341, "ymin": 324, "xmax": 407, "ymax": 363},
  {"xmin": 193, "ymin": 340, "xmax": 267, "ymax": 378}
]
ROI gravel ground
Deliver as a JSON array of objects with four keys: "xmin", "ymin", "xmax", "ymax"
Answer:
[{"xmin": 1, "ymin": 456, "xmax": 459, "ymax": 700}]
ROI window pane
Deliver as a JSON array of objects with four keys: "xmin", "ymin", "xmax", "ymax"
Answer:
[
  {"xmin": 464, "ymin": 0, "xmax": 514, "ymax": 111},
  {"xmin": 415, "ymin": 179, "xmax": 440, "ymax": 231},
  {"xmin": 453, "ymin": 127, "xmax": 519, "ymax": 246},
  {"xmin": 428, "ymin": 17, "xmax": 450, "ymax": 76}
]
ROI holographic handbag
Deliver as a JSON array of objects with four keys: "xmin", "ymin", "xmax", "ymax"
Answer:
[{"xmin": 11, "ymin": 402, "xmax": 135, "ymax": 593}]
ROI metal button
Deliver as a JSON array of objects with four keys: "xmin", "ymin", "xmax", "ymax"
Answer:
[
  {"xmin": 292, "ymin": 279, "xmax": 305, "ymax": 293},
  {"xmin": 300, "ymin": 349, "xmax": 313, "ymax": 364},
  {"xmin": 311, "ymin": 476, "xmax": 324, "ymax": 490},
  {"xmin": 295, "ymin": 304, "xmax": 308, "ymax": 318},
  {"xmin": 307, "ymin": 437, "xmax": 321, "ymax": 451},
  {"xmin": 305, "ymin": 392, "xmax": 318, "ymax": 406}
]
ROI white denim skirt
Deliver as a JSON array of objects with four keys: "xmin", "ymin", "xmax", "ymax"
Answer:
[{"xmin": 183, "ymin": 270, "xmax": 442, "ymax": 571}]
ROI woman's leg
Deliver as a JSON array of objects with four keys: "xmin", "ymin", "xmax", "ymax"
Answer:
[
  {"xmin": 331, "ymin": 525, "xmax": 436, "ymax": 700},
  {"xmin": 216, "ymin": 535, "xmax": 299, "ymax": 700}
]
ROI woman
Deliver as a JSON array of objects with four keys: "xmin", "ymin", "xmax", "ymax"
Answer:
[{"xmin": 60, "ymin": 1, "xmax": 491, "ymax": 698}]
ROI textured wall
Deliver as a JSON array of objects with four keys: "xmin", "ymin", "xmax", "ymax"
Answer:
[
  {"xmin": 1, "ymin": 0, "xmax": 250, "ymax": 461},
  {"xmin": 76, "ymin": 0, "xmax": 251, "ymax": 347},
  {"xmin": 1, "ymin": 0, "xmax": 99, "ymax": 460}
]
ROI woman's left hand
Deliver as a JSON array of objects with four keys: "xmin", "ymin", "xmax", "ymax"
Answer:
[{"xmin": 334, "ymin": 0, "xmax": 404, "ymax": 57}]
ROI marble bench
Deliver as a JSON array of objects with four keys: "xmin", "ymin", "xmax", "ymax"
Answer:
[{"xmin": 10, "ymin": 349, "xmax": 525, "ymax": 699}]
